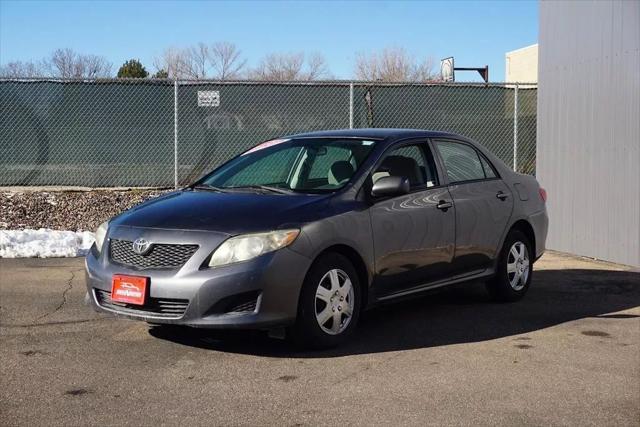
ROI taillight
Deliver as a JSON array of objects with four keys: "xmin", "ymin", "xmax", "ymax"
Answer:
[{"xmin": 539, "ymin": 187, "xmax": 547, "ymax": 203}]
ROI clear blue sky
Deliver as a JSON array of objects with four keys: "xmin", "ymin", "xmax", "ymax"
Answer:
[{"xmin": 0, "ymin": 0, "xmax": 538, "ymax": 82}]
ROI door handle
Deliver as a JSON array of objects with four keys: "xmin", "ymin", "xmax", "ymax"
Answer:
[
  {"xmin": 436, "ymin": 200, "xmax": 453, "ymax": 211},
  {"xmin": 496, "ymin": 191, "xmax": 509, "ymax": 201}
]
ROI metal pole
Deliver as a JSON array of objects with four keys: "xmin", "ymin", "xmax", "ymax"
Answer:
[
  {"xmin": 513, "ymin": 83, "xmax": 519, "ymax": 172},
  {"xmin": 174, "ymin": 79, "xmax": 179, "ymax": 188},
  {"xmin": 349, "ymin": 82, "xmax": 354, "ymax": 129}
]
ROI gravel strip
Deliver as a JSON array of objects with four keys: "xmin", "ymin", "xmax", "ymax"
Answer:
[{"xmin": 0, "ymin": 190, "xmax": 170, "ymax": 231}]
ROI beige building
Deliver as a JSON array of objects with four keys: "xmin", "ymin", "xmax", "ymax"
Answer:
[{"xmin": 505, "ymin": 44, "xmax": 538, "ymax": 83}]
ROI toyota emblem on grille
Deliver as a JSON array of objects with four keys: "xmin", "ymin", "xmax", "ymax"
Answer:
[{"xmin": 132, "ymin": 238, "xmax": 151, "ymax": 255}]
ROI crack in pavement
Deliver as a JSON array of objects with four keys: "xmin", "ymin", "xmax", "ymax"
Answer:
[
  {"xmin": 34, "ymin": 270, "xmax": 77, "ymax": 322},
  {"xmin": 2, "ymin": 317, "xmax": 111, "ymax": 329}
]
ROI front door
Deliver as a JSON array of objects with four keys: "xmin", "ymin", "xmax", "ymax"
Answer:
[{"xmin": 369, "ymin": 141, "xmax": 456, "ymax": 298}]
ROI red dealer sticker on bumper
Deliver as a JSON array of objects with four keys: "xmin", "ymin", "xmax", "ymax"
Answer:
[{"xmin": 111, "ymin": 275, "xmax": 148, "ymax": 305}]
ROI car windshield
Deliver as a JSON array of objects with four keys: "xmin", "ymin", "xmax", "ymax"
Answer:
[{"xmin": 198, "ymin": 138, "xmax": 378, "ymax": 193}]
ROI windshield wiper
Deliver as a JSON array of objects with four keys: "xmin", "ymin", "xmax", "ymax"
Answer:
[
  {"xmin": 191, "ymin": 184, "xmax": 228, "ymax": 193},
  {"xmin": 226, "ymin": 185, "xmax": 293, "ymax": 194}
]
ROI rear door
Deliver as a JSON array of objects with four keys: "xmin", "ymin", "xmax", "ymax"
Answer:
[
  {"xmin": 432, "ymin": 139, "xmax": 514, "ymax": 274},
  {"xmin": 369, "ymin": 140, "xmax": 456, "ymax": 298}
]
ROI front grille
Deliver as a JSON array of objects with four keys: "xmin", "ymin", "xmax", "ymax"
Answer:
[
  {"xmin": 94, "ymin": 289, "xmax": 189, "ymax": 319},
  {"xmin": 109, "ymin": 239, "xmax": 198, "ymax": 270}
]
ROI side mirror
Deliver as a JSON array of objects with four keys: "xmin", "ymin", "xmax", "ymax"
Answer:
[{"xmin": 371, "ymin": 176, "xmax": 410, "ymax": 198}]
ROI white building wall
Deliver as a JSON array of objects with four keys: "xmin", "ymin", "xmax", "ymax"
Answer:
[{"xmin": 537, "ymin": 0, "xmax": 640, "ymax": 267}]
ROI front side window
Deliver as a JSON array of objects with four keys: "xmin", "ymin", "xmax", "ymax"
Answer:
[
  {"xmin": 434, "ymin": 140, "xmax": 487, "ymax": 183},
  {"xmin": 373, "ymin": 143, "xmax": 438, "ymax": 189},
  {"xmin": 200, "ymin": 138, "xmax": 377, "ymax": 193}
]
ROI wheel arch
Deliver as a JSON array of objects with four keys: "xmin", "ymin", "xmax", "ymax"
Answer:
[
  {"xmin": 309, "ymin": 244, "xmax": 371, "ymax": 311},
  {"xmin": 509, "ymin": 219, "xmax": 536, "ymax": 259}
]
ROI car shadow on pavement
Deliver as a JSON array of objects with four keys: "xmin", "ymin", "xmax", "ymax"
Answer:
[{"xmin": 148, "ymin": 268, "xmax": 640, "ymax": 358}]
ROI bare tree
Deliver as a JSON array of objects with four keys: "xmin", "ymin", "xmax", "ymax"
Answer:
[
  {"xmin": 153, "ymin": 47, "xmax": 190, "ymax": 79},
  {"xmin": 0, "ymin": 60, "xmax": 44, "ymax": 78},
  {"xmin": 1, "ymin": 49, "xmax": 111, "ymax": 78},
  {"xmin": 81, "ymin": 54, "xmax": 113, "ymax": 78},
  {"xmin": 184, "ymin": 43, "xmax": 209, "ymax": 79},
  {"xmin": 250, "ymin": 52, "xmax": 303, "ymax": 81},
  {"xmin": 208, "ymin": 42, "xmax": 246, "ymax": 80},
  {"xmin": 249, "ymin": 52, "xmax": 330, "ymax": 81},
  {"xmin": 355, "ymin": 47, "xmax": 437, "ymax": 82},
  {"xmin": 305, "ymin": 53, "xmax": 330, "ymax": 80},
  {"xmin": 155, "ymin": 42, "xmax": 246, "ymax": 80},
  {"xmin": 45, "ymin": 48, "xmax": 112, "ymax": 78},
  {"xmin": 48, "ymin": 48, "xmax": 76, "ymax": 77}
]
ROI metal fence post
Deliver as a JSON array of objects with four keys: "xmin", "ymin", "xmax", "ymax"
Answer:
[
  {"xmin": 513, "ymin": 83, "xmax": 519, "ymax": 172},
  {"xmin": 349, "ymin": 82, "xmax": 354, "ymax": 129},
  {"xmin": 174, "ymin": 79, "xmax": 179, "ymax": 188}
]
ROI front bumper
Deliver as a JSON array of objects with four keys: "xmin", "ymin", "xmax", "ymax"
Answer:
[{"xmin": 85, "ymin": 229, "xmax": 312, "ymax": 329}]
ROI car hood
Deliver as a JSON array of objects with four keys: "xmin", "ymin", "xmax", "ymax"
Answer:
[{"xmin": 110, "ymin": 189, "xmax": 332, "ymax": 234}]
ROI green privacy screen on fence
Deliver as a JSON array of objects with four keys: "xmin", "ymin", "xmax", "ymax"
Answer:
[{"xmin": 0, "ymin": 80, "xmax": 536, "ymax": 187}]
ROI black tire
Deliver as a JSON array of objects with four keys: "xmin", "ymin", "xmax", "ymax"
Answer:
[
  {"xmin": 293, "ymin": 253, "xmax": 361, "ymax": 349},
  {"xmin": 486, "ymin": 229, "xmax": 533, "ymax": 302}
]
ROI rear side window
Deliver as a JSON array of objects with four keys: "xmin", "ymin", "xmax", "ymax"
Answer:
[
  {"xmin": 480, "ymin": 155, "xmax": 497, "ymax": 178},
  {"xmin": 435, "ymin": 140, "xmax": 488, "ymax": 183}
]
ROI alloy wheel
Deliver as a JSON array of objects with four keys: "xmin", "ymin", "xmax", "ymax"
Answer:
[
  {"xmin": 314, "ymin": 268, "xmax": 354, "ymax": 335},
  {"xmin": 507, "ymin": 241, "xmax": 530, "ymax": 291}
]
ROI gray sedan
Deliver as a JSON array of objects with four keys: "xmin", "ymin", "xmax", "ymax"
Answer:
[{"xmin": 85, "ymin": 129, "xmax": 548, "ymax": 348}]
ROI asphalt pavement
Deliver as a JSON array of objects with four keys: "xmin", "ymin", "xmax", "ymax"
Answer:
[{"xmin": 1, "ymin": 252, "xmax": 638, "ymax": 426}]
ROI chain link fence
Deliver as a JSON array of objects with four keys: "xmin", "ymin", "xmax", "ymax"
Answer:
[{"xmin": 0, "ymin": 79, "xmax": 536, "ymax": 187}]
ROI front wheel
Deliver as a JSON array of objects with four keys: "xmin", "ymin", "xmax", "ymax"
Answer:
[
  {"xmin": 293, "ymin": 253, "xmax": 361, "ymax": 348},
  {"xmin": 486, "ymin": 230, "xmax": 533, "ymax": 302}
]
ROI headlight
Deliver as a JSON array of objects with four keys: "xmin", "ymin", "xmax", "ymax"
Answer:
[
  {"xmin": 94, "ymin": 221, "xmax": 109, "ymax": 253},
  {"xmin": 209, "ymin": 229, "xmax": 300, "ymax": 267}
]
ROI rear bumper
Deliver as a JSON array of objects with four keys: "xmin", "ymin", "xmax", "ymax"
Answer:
[
  {"xmin": 529, "ymin": 209, "xmax": 549, "ymax": 260},
  {"xmin": 85, "ymin": 245, "xmax": 312, "ymax": 329}
]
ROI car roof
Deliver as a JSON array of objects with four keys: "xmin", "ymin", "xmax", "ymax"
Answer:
[{"xmin": 286, "ymin": 128, "xmax": 466, "ymax": 142}]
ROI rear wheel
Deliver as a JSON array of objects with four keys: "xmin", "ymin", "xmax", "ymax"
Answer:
[
  {"xmin": 486, "ymin": 229, "xmax": 533, "ymax": 302},
  {"xmin": 293, "ymin": 253, "xmax": 361, "ymax": 348}
]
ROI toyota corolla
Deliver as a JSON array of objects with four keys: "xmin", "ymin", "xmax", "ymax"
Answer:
[{"xmin": 85, "ymin": 129, "xmax": 548, "ymax": 347}]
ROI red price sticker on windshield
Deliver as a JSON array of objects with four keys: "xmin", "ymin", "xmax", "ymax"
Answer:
[{"xmin": 242, "ymin": 139, "xmax": 289, "ymax": 155}]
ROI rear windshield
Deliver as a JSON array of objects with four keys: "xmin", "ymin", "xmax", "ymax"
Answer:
[{"xmin": 199, "ymin": 138, "xmax": 378, "ymax": 193}]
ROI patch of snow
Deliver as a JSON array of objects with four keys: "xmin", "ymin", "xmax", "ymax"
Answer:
[
  {"xmin": 45, "ymin": 193, "xmax": 58, "ymax": 205},
  {"xmin": 0, "ymin": 229, "xmax": 95, "ymax": 258}
]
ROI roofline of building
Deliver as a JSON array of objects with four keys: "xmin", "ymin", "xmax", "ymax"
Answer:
[{"xmin": 505, "ymin": 43, "xmax": 539, "ymax": 56}]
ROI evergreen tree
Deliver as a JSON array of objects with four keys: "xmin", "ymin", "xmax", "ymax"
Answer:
[{"xmin": 117, "ymin": 59, "xmax": 148, "ymax": 78}]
